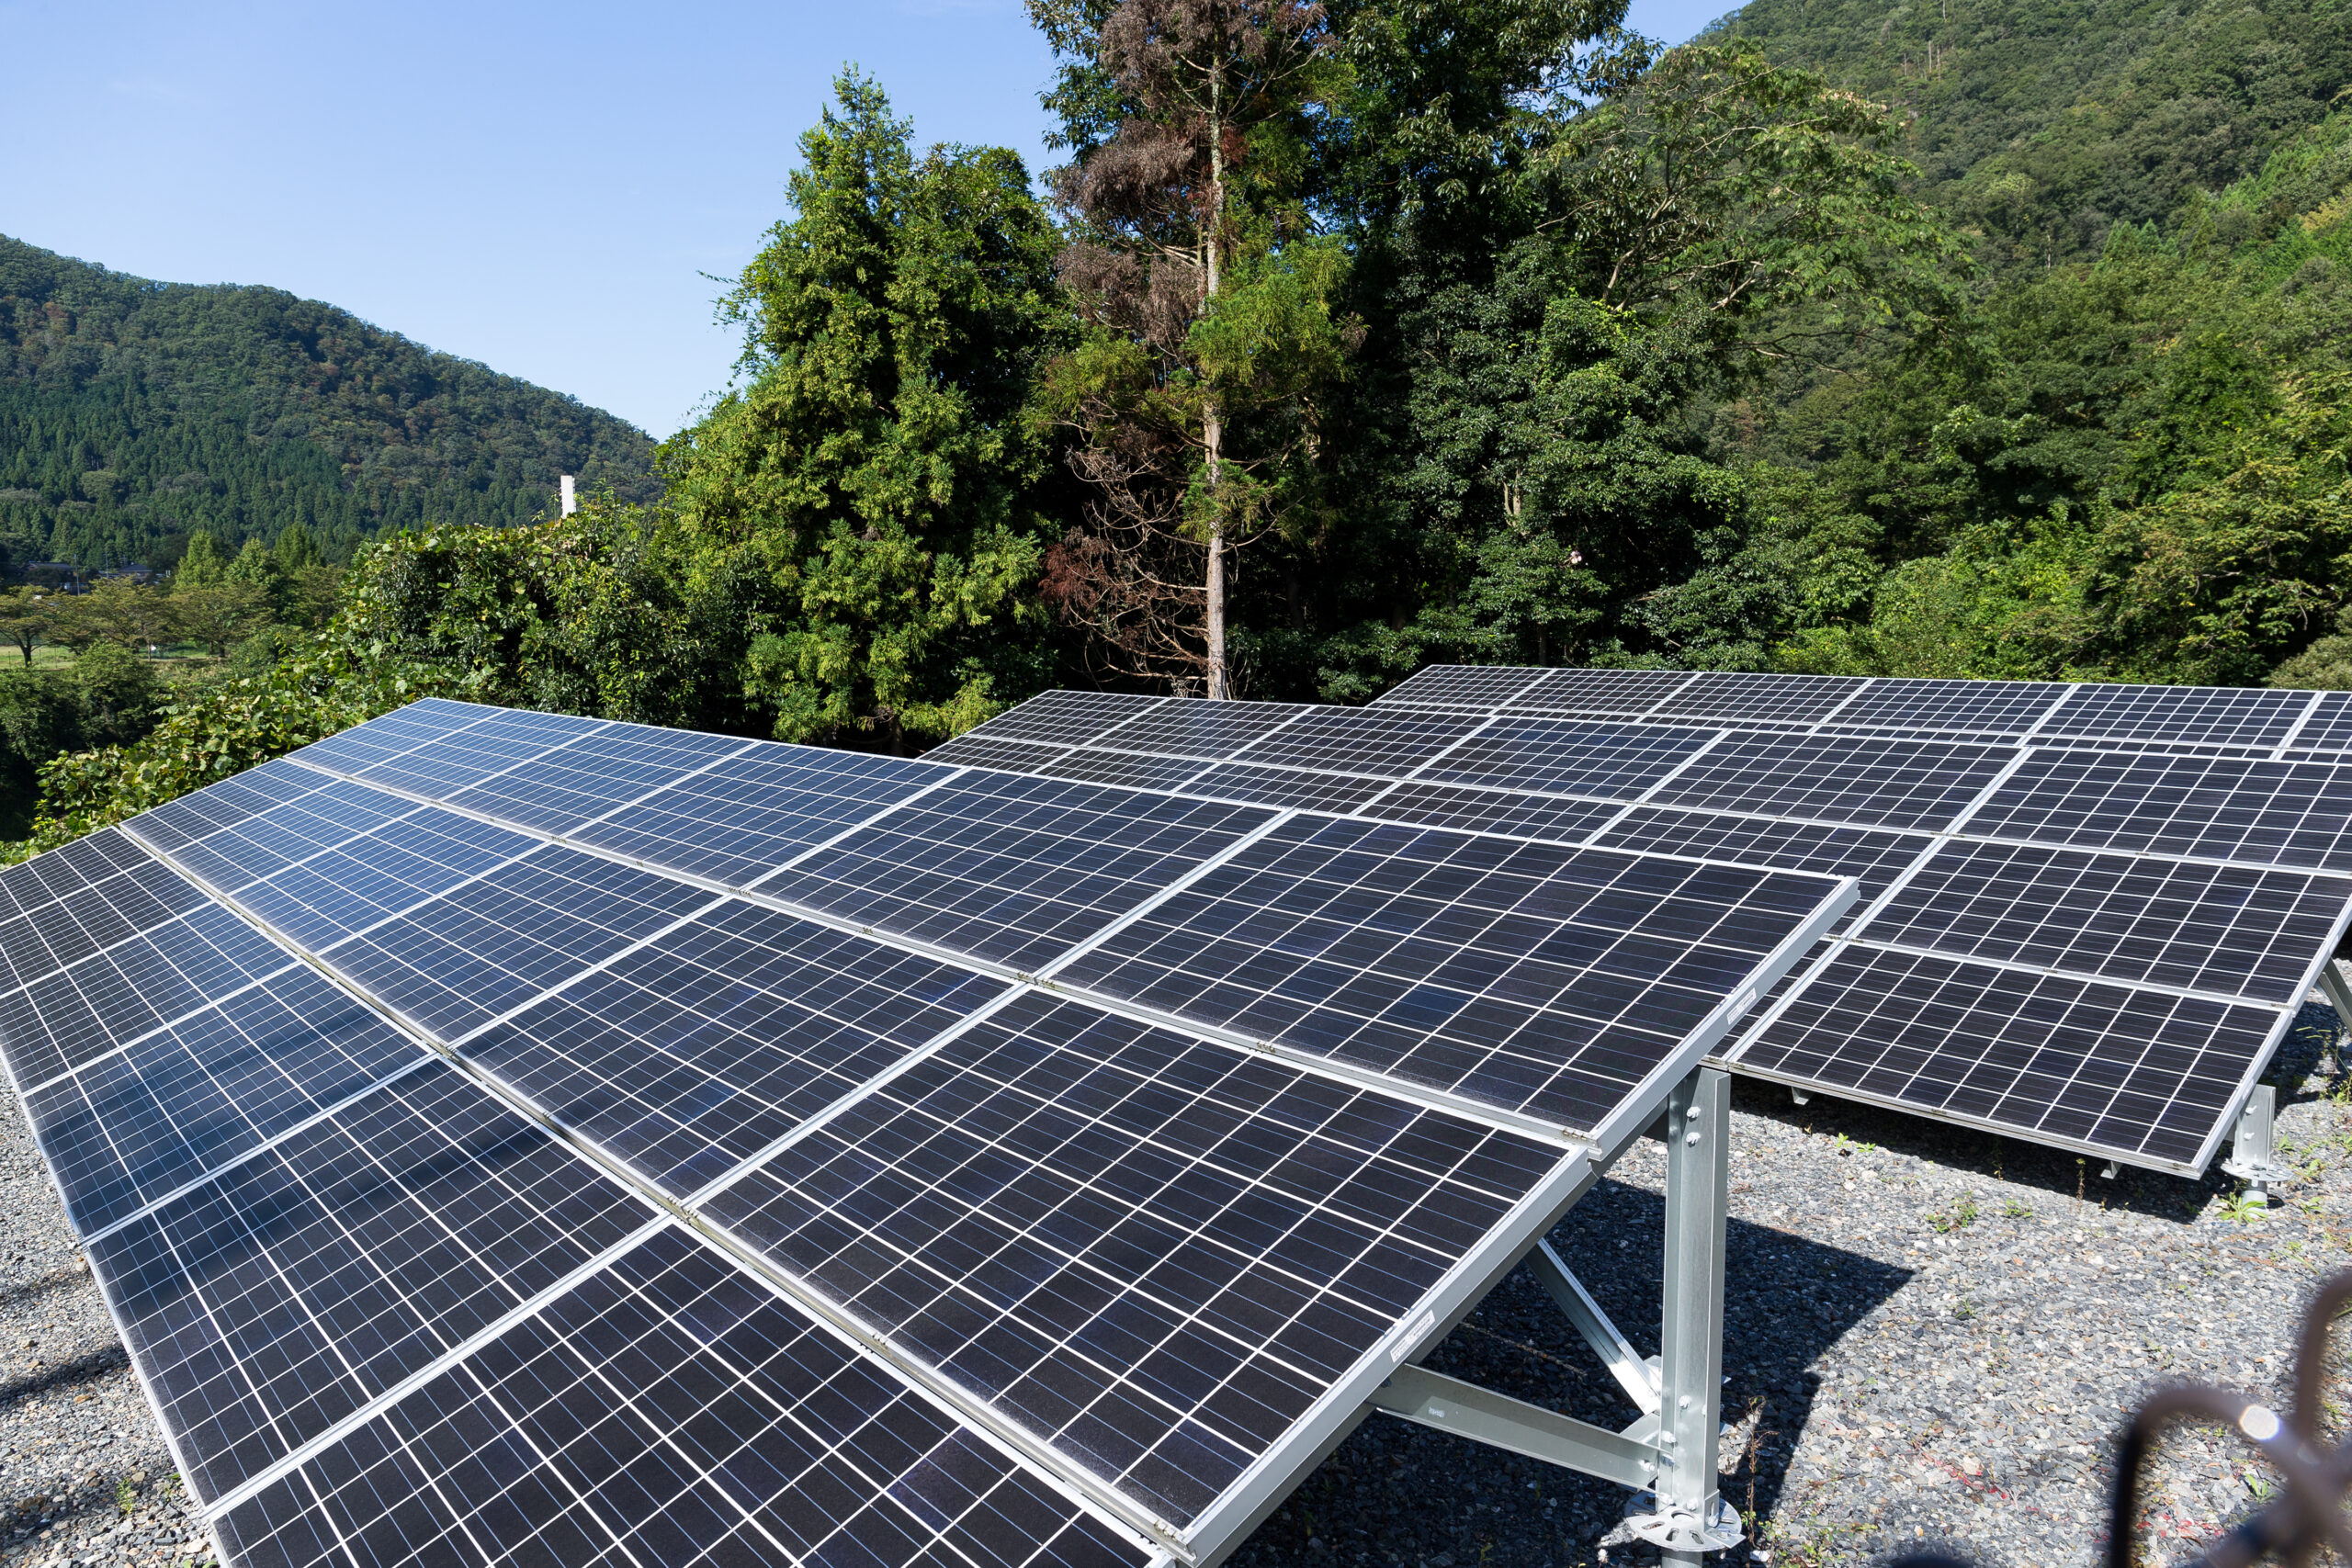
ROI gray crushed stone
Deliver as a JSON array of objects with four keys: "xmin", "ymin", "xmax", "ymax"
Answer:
[{"xmin": 2, "ymin": 1002, "xmax": 2346, "ymax": 1568}]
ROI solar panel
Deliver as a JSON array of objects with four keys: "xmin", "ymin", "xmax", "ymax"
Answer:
[
  {"xmin": 1860, "ymin": 840, "xmax": 2350, "ymax": 1002},
  {"xmin": 941, "ymin": 680, "xmax": 2352, "ymax": 1174},
  {"xmin": 1735, "ymin": 946, "xmax": 2280, "ymax": 1168},
  {"xmin": 945, "ymin": 688, "xmax": 1167, "ymax": 750},
  {"xmin": 2033, "ymin": 683, "xmax": 2314, "ymax": 750},
  {"xmin": 1226, "ymin": 705, "xmax": 1488, "ymax": 773},
  {"xmin": 703, "ymin": 989, "xmax": 1566, "ymax": 1525},
  {"xmin": 1186, "ymin": 761, "xmax": 1402, "ymax": 815},
  {"xmin": 1818, "ymin": 677, "xmax": 2071, "ymax": 737},
  {"xmin": 1371, "ymin": 665, "xmax": 1547, "ymax": 708},
  {"xmin": 0, "ymin": 696, "xmax": 1857, "ymax": 1567},
  {"xmin": 1051, "ymin": 815, "xmax": 1845, "ymax": 1129},
  {"xmin": 1363, "ymin": 783, "xmax": 1626, "ymax": 844},
  {"xmin": 96, "ymin": 1059, "xmax": 658, "ymax": 1501},
  {"xmin": 1503, "ymin": 668, "xmax": 1696, "ymax": 715},
  {"xmin": 1415, "ymin": 717, "xmax": 1715, "ymax": 799},
  {"xmin": 754, "ymin": 772, "xmax": 1278, "ymax": 974},
  {"xmin": 1644, "ymin": 733, "xmax": 2015, "ymax": 831},
  {"xmin": 1089, "ymin": 700, "xmax": 1310, "ymax": 759},
  {"xmin": 464, "ymin": 902, "xmax": 1010, "ymax": 1197},
  {"xmin": 215, "ymin": 1226, "xmax": 1152, "ymax": 1568},
  {"xmin": 1962, "ymin": 749, "xmax": 2352, "ymax": 872},
  {"xmin": 1040, "ymin": 748, "xmax": 1216, "ymax": 792}
]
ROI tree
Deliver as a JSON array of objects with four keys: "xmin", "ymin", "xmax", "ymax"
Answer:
[
  {"xmin": 47, "ymin": 579, "xmax": 172, "ymax": 653},
  {"xmin": 1036, "ymin": 0, "xmax": 1351, "ymax": 697},
  {"xmin": 0, "ymin": 587, "xmax": 48, "ymax": 665},
  {"xmin": 171, "ymin": 581, "xmax": 274, "ymax": 658},
  {"xmin": 662, "ymin": 72, "xmax": 1070, "ymax": 748},
  {"xmin": 224, "ymin": 536, "xmax": 285, "ymax": 615},
  {"xmin": 274, "ymin": 521, "xmax": 321, "ymax": 573},
  {"xmin": 175, "ymin": 530, "xmax": 228, "ymax": 587}
]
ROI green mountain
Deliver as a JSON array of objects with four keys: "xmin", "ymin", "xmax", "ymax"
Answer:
[
  {"xmin": 0, "ymin": 236, "xmax": 661, "ymax": 572},
  {"xmin": 1713, "ymin": 0, "xmax": 2352, "ymax": 274}
]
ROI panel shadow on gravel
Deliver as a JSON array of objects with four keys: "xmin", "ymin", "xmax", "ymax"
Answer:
[{"xmin": 1222, "ymin": 1175, "xmax": 1906, "ymax": 1567}]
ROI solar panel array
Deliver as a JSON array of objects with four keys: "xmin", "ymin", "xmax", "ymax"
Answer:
[
  {"xmin": 926, "ymin": 671, "xmax": 2352, "ymax": 1175},
  {"xmin": 0, "ymin": 697, "xmax": 1849, "ymax": 1568}
]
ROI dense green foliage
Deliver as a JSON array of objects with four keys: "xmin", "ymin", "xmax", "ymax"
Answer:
[
  {"xmin": 0, "ymin": 235, "xmax": 659, "ymax": 573},
  {"xmin": 9, "ymin": 0, "xmax": 2352, "ymax": 850},
  {"xmin": 1713, "ymin": 0, "xmax": 2352, "ymax": 276}
]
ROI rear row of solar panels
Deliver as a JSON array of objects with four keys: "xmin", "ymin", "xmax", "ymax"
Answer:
[
  {"xmin": 0, "ymin": 698, "xmax": 1848, "ymax": 1568},
  {"xmin": 926, "ymin": 670, "xmax": 2352, "ymax": 1174}
]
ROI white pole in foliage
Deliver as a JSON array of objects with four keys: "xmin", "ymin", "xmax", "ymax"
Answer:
[{"xmin": 560, "ymin": 475, "xmax": 577, "ymax": 516}]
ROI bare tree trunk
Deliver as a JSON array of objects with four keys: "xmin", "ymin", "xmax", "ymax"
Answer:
[{"xmin": 1203, "ymin": 51, "xmax": 1227, "ymax": 701}]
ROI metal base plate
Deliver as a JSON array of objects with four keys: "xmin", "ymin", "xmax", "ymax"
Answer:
[
  {"xmin": 2222, "ymin": 1156, "xmax": 2294, "ymax": 1187},
  {"xmin": 1623, "ymin": 1492, "xmax": 1743, "ymax": 1552}
]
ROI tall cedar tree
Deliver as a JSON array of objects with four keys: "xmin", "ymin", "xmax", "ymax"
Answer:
[
  {"xmin": 1034, "ymin": 0, "xmax": 1354, "ymax": 697},
  {"xmin": 662, "ymin": 73, "xmax": 1069, "ymax": 747}
]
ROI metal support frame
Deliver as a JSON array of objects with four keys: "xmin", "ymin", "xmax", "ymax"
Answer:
[
  {"xmin": 2317, "ymin": 955, "xmax": 2352, "ymax": 1031},
  {"xmin": 1365, "ymin": 1066, "xmax": 1740, "ymax": 1559},
  {"xmin": 2222, "ymin": 1082, "xmax": 2292, "ymax": 1201}
]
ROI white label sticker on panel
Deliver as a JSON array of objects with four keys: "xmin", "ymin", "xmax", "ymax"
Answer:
[{"xmin": 1390, "ymin": 1310, "xmax": 1438, "ymax": 1363}]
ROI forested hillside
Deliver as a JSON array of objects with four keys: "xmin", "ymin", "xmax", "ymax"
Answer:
[
  {"xmin": 0, "ymin": 237, "xmax": 660, "ymax": 571},
  {"xmin": 1715, "ymin": 0, "xmax": 2352, "ymax": 273}
]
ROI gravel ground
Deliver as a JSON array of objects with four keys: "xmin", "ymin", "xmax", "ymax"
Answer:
[{"xmin": 3, "ymin": 1006, "xmax": 2347, "ymax": 1568}]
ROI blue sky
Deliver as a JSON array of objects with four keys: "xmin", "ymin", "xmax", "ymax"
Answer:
[{"xmin": 1, "ymin": 0, "xmax": 1730, "ymax": 439}]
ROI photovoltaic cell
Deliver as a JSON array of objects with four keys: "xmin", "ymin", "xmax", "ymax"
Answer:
[
  {"xmin": 1, "ymin": 902, "xmax": 288, "ymax": 1091},
  {"xmin": 2033, "ymin": 683, "xmax": 2312, "ymax": 750},
  {"xmin": 1503, "ymin": 668, "xmax": 1696, "ymax": 716},
  {"xmin": 444, "ymin": 722, "xmax": 750, "ymax": 836},
  {"xmin": 571, "ymin": 747, "xmax": 955, "ymax": 889},
  {"xmin": 1737, "ymin": 947, "xmax": 2280, "ymax": 1168},
  {"xmin": 1041, "ymin": 749, "xmax": 1214, "ymax": 792},
  {"xmin": 317, "ymin": 845, "xmax": 716, "ymax": 1041},
  {"xmin": 1361, "ymin": 784, "xmax": 1624, "ymax": 845},
  {"xmin": 1821, "ymin": 678, "xmax": 2068, "ymax": 737},
  {"xmin": 1091, "ymin": 702, "xmax": 1309, "ymax": 761},
  {"xmin": 1414, "ymin": 718, "xmax": 1714, "ymax": 800},
  {"xmin": 125, "ymin": 760, "xmax": 332, "ymax": 853},
  {"xmin": 1187, "ymin": 763, "xmax": 1400, "ymax": 815},
  {"xmin": 162, "ymin": 780, "xmax": 419, "ymax": 894},
  {"xmin": 1371, "ymin": 666, "xmax": 1546, "ymax": 710},
  {"xmin": 286, "ymin": 699, "xmax": 489, "ymax": 776},
  {"xmin": 465, "ymin": 901, "xmax": 1008, "ymax": 1197},
  {"xmin": 1226, "ymin": 705, "xmax": 1487, "ymax": 774},
  {"xmin": 704, "ymin": 991, "xmax": 1564, "ymax": 1526},
  {"xmin": 1639, "ymin": 671, "xmax": 1862, "ymax": 726},
  {"xmin": 95, "ymin": 1059, "xmax": 654, "ymax": 1504},
  {"xmin": 953, "ymin": 689, "xmax": 1168, "ymax": 750},
  {"xmin": 28, "ymin": 967, "xmax": 424, "ymax": 1235},
  {"xmin": 228, "ymin": 807, "xmax": 548, "ymax": 951},
  {"xmin": 216, "ymin": 1227, "xmax": 1151, "ymax": 1568},
  {"xmin": 758, "ymin": 772, "xmax": 1277, "ymax": 974},
  {"xmin": 0, "ymin": 852, "xmax": 206, "ymax": 997},
  {"xmin": 1645, "ymin": 733, "xmax": 2014, "ymax": 831},
  {"xmin": 2289, "ymin": 692, "xmax": 2352, "ymax": 756},
  {"xmin": 925, "ymin": 734, "xmax": 1075, "ymax": 773},
  {"xmin": 1964, "ymin": 750, "xmax": 2352, "ymax": 873},
  {"xmin": 1055, "ymin": 815, "xmax": 1838, "ymax": 1128},
  {"xmin": 1593, "ymin": 808, "xmax": 1928, "ymax": 918},
  {"xmin": 1859, "ymin": 840, "xmax": 2350, "ymax": 1004}
]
